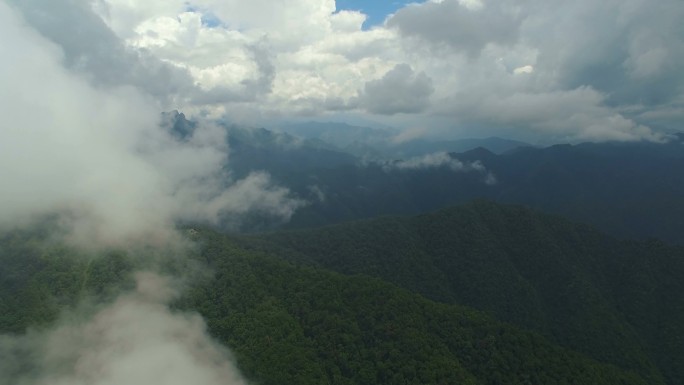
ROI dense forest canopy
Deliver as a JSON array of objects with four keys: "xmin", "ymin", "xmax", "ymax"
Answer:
[{"xmin": 1, "ymin": 202, "xmax": 682, "ymax": 384}]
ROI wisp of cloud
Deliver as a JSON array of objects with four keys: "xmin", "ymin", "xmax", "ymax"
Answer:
[{"xmin": 381, "ymin": 152, "xmax": 497, "ymax": 185}]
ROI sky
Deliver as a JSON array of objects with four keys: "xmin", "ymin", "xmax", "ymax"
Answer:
[
  {"xmin": 3, "ymin": 0, "xmax": 684, "ymax": 144},
  {"xmin": 336, "ymin": 0, "xmax": 418, "ymax": 29}
]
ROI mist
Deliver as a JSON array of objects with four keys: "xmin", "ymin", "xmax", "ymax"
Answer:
[
  {"xmin": 0, "ymin": 2, "xmax": 299, "ymax": 383},
  {"xmin": 0, "ymin": 1, "xmax": 302, "ymax": 248},
  {"xmin": 380, "ymin": 152, "xmax": 498, "ymax": 185},
  {"xmin": 0, "ymin": 272, "xmax": 247, "ymax": 385}
]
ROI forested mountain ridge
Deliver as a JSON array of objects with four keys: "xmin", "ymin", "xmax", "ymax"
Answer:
[
  {"xmin": 279, "ymin": 135, "xmax": 684, "ymax": 243},
  {"xmin": 164, "ymin": 113, "xmax": 684, "ymax": 243},
  {"xmin": 243, "ymin": 201, "xmax": 684, "ymax": 384},
  {"xmin": 276, "ymin": 120, "xmax": 532, "ymax": 158},
  {"xmin": 0, "ymin": 221, "xmax": 664, "ymax": 385}
]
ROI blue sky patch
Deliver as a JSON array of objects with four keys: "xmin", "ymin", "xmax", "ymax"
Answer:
[{"xmin": 335, "ymin": 0, "xmax": 420, "ymax": 29}]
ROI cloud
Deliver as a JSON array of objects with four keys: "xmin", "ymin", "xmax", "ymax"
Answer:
[
  {"xmin": 308, "ymin": 185, "xmax": 326, "ymax": 202},
  {"xmin": 196, "ymin": 172, "xmax": 307, "ymax": 228},
  {"xmin": 522, "ymin": 0, "xmax": 684, "ymax": 109},
  {"xmin": 391, "ymin": 126, "xmax": 431, "ymax": 144},
  {"xmin": 437, "ymin": 86, "xmax": 665, "ymax": 142},
  {"xmin": 184, "ymin": 39, "xmax": 277, "ymax": 106},
  {"xmin": 0, "ymin": 272, "xmax": 248, "ymax": 385},
  {"xmin": 387, "ymin": 0, "xmax": 523, "ymax": 56},
  {"xmin": 7, "ymin": 0, "xmax": 683, "ymax": 143},
  {"xmin": 0, "ymin": 1, "xmax": 302, "ymax": 248},
  {"xmin": 356, "ymin": 64, "xmax": 434, "ymax": 115},
  {"xmin": 7, "ymin": 0, "xmax": 196, "ymax": 108},
  {"xmin": 9, "ymin": 0, "xmax": 282, "ymax": 111},
  {"xmin": 0, "ymin": 4, "xmax": 302, "ymax": 383},
  {"xmin": 381, "ymin": 152, "xmax": 497, "ymax": 184}
]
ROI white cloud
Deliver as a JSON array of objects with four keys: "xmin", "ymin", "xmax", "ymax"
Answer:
[
  {"xmin": 436, "ymin": 86, "xmax": 665, "ymax": 142},
  {"xmin": 0, "ymin": 272, "xmax": 248, "ymax": 385},
  {"xmin": 0, "ymin": 1, "xmax": 302, "ymax": 248},
  {"xmin": 381, "ymin": 152, "xmax": 497, "ymax": 184},
  {"xmin": 6, "ymin": 0, "xmax": 684, "ymax": 143},
  {"xmin": 389, "ymin": 152, "xmax": 469, "ymax": 171},
  {"xmin": 391, "ymin": 126, "xmax": 430, "ymax": 144},
  {"xmin": 513, "ymin": 65, "xmax": 534, "ymax": 75}
]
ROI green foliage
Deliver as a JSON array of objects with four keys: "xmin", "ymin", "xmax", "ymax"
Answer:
[
  {"xmin": 247, "ymin": 137, "xmax": 684, "ymax": 244},
  {"xmin": 0, "ymin": 230, "xmax": 135, "ymax": 332},
  {"xmin": 1, "ymin": 201, "xmax": 682, "ymax": 385},
  {"xmin": 183, "ymin": 230, "xmax": 652, "ymax": 385},
  {"xmin": 246, "ymin": 201, "xmax": 684, "ymax": 384}
]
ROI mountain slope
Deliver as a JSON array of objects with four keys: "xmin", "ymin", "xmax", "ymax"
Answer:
[
  {"xmin": 226, "ymin": 125, "xmax": 357, "ymax": 180},
  {"xmin": 189, "ymin": 230, "xmax": 656, "ymax": 385},
  {"xmin": 485, "ymin": 138, "xmax": 684, "ymax": 242},
  {"xmin": 168, "ymin": 114, "xmax": 684, "ymax": 243},
  {"xmin": 277, "ymin": 121, "xmax": 532, "ymax": 158},
  {"xmin": 245, "ymin": 201, "xmax": 684, "ymax": 384},
  {"xmin": 278, "ymin": 135, "xmax": 684, "ymax": 243},
  {"xmin": 0, "ymin": 227, "xmax": 657, "ymax": 385}
]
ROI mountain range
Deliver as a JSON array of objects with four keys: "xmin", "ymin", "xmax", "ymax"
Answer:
[
  {"xmin": 274, "ymin": 121, "xmax": 533, "ymax": 158},
  {"xmin": 1, "ymin": 114, "xmax": 682, "ymax": 384},
  {"xmin": 2, "ymin": 201, "xmax": 683, "ymax": 384},
  {"xmin": 242, "ymin": 201, "xmax": 684, "ymax": 384},
  {"xmin": 219, "ymin": 119, "xmax": 684, "ymax": 243}
]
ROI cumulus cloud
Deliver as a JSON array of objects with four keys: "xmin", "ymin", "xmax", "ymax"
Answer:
[
  {"xmin": 437, "ymin": 86, "xmax": 666, "ymax": 142},
  {"xmin": 356, "ymin": 64, "xmax": 434, "ymax": 115},
  {"xmin": 0, "ymin": 1, "xmax": 302, "ymax": 248},
  {"xmin": 381, "ymin": 152, "xmax": 497, "ymax": 184},
  {"xmin": 387, "ymin": 0, "xmax": 523, "ymax": 56},
  {"xmin": 526, "ymin": 0, "xmax": 684, "ymax": 106},
  {"xmin": 7, "ymin": 0, "xmax": 196, "ymax": 108},
  {"xmin": 0, "ymin": 272, "xmax": 248, "ymax": 385},
  {"xmin": 7, "ymin": 0, "xmax": 683, "ymax": 143}
]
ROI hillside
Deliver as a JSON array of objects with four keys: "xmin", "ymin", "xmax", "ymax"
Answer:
[
  {"xmin": 244, "ymin": 201, "xmax": 684, "ymax": 384},
  {"xmin": 276, "ymin": 121, "xmax": 531, "ymax": 158},
  {"xmin": 0, "ymin": 224, "xmax": 659, "ymax": 385},
  {"xmin": 276, "ymin": 135, "xmax": 684, "ymax": 243},
  {"xmin": 165, "ymin": 114, "xmax": 684, "ymax": 243}
]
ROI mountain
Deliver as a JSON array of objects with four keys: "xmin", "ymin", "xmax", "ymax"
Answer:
[
  {"xmin": 276, "ymin": 121, "xmax": 393, "ymax": 150},
  {"xmin": 272, "ymin": 135, "xmax": 684, "ymax": 243},
  {"xmin": 0, "ymin": 224, "xmax": 661, "ymax": 385},
  {"xmin": 160, "ymin": 113, "xmax": 358, "ymax": 183},
  {"xmin": 276, "ymin": 121, "xmax": 532, "ymax": 158},
  {"xmin": 385, "ymin": 137, "xmax": 533, "ymax": 158},
  {"xmin": 225, "ymin": 125, "xmax": 357, "ymax": 180},
  {"xmin": 161, "ymin": 110, "xmax": 197, "ymax": 139},
  {"xmin": 482, "ymin": 136, "xmax": 684, "ymax": 242},
  {"xmin": 170, "ymin": 115, "xmax": 684, "ymax": 243},
  {"xmin": 244, "ymin": 201, "xmax": 684, "ymax": 384}
]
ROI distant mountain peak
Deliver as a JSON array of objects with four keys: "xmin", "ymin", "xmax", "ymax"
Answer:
[
  {"xmin": 161, "ymin": 110, "xmax": 195, "ymax": 140},
  {"xmin": 451, "ymin": 146, "xmax": 496, "ymax": 162}
]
